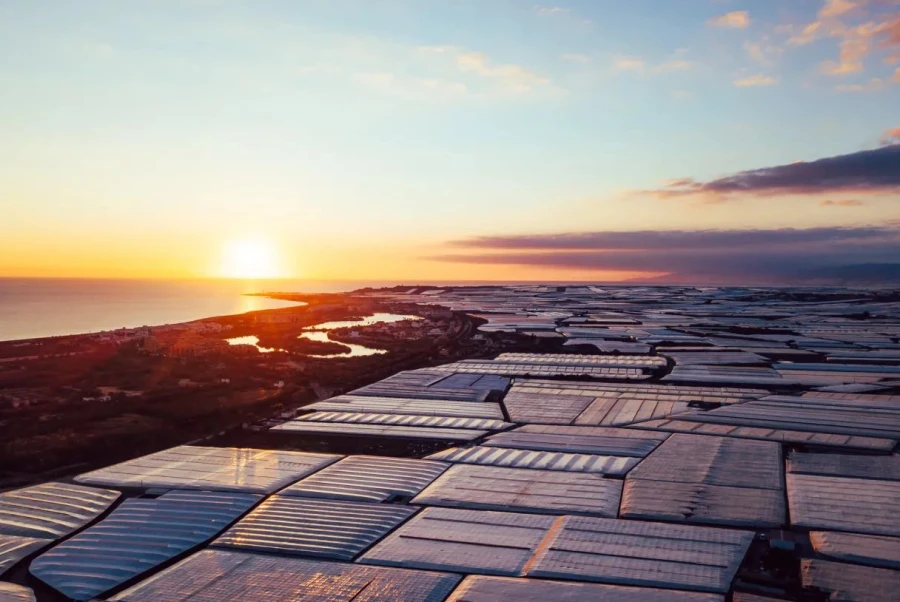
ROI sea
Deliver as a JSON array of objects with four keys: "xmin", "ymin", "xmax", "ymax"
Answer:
[
  {"xmin": 0, "ymin": 278, "xmax": 389, "ymax": 341},
  {"xmin": 0, "ymin": 278, "xmax": 551, "ymax": 341}
]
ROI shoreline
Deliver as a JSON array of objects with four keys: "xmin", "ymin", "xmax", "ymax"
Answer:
[{"xmin": 0, "ymin": 290, "xmax": 536, "ymax": 487}]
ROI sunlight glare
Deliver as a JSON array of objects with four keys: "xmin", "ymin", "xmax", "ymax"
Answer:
[{"xmin": 219, "ymin": 238, "xmax": 282, "ymax": 279}]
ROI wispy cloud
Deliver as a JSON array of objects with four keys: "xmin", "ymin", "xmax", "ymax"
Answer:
[
  {"xmin": 649, "ymin": 144, "xmax": 900, "ymax": 200},
  {"xmin": 835, "ymin": 77, "xmax": 886, "ymax": 91},
  {"xmin": 356, "ymin": 72, "xmax": 469, "ymax": 100},
  {"xmin": 562, "ymin": 53, "xmax": 590, "ymax": 63},
  {"xmin": 457, "ymin": 51, "xmax": 550, "ymax": 92},
  {"xmin": 535, "ymin": 5, "xmax": 570, "ymax": 16},
  {"xmin": 612, "ymin": 56, "xmax": 646, "ymax": 72},
  {"xmin": 744, "ymin": 39, "xmax": 783, "ymax": 66},
  {"xmin": 612, "ymin": 52, "xmax": 694, "ymax": 75},
  {"xmin": 655, "ymin": 58, "xmax": 693, "ymax": 73},
  {"xmin": 733, "ymin": 74, "xmax": 778, "ymax": 87},
  {"xmin": 418, "ymin": 46, "xmax": 554, "ymax": 93},
  {"xmin": 708, "ymin": 11, "xmax": 751, "ymax": 30}
]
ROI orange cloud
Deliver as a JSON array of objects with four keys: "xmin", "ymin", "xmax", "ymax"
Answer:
[
  {"xmin": 819, "ymin": 0, "xmax": 860, "ymax": 19},
  {"xmin": 882, "ymin": 126, "xmax": 900, "ymax": 145},
  {"xmin": 708, "ymin": 11, "xmax": 751, "ymax": 29},
  {"xmin": 821, "ymin": 36, "xmax": 869, "ymax": 74}
]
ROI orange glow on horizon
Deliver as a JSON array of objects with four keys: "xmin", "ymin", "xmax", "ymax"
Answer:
[{"xmin": 217, "ymin": 238, "xmax": 284, "ymax": 280}]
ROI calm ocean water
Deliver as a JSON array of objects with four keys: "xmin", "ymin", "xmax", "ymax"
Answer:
[{"xmin": 0, "ymin": 278, "xmax": 393, "ymax": 341}]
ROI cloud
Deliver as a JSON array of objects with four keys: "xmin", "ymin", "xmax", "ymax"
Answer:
[
  {"xmin": 417, "ymin": 45, "xmax": 554, "ymax": 93},
  {"xmin": 649, "ymin": 144, "xmax": 900, "ymax": 201},
  {"xmin": 787, "ymin": 7, "xmax": 899, "ymax": 78},
  {"xmin": 820, "ymin": 0, "xmax": 860, "ymax": 19},
  {"xmin": 821, "ymin": 35, "xmax": 869, "ymax": 74},
  {"xmin": 733, "ymin": 74, "xmax": 778, "ymax": 87},
  {"xmin": 654, "ymin": 58, "xmax": 693, "ymax": 73},
  {"xmin": 883, "ymin": 127, "xmax": 900, "ymax": 145},
  {"xmin": 449, "ymin": 227, "xmax": 893, "ymax": 251},
  {"xmin": 535, "ymin": 6, "xmax": 570, "ymax": 16},
  {"xmin": 433, "ymin": 225, "xmax": 900, "ymax": 279},
  {"xmin": 882, "ymin": 18, "xmax": 900, "ymax": 48},
  {"xmin": 820, "ymin": 199, "xmax": 866, "ymax": 206},
  {"xmin": 744, "ymin": 39, "xmax": 783, "ymax": 65},
  {"xmin": 708, "ymin": 11, "xmax": 751, "ymax": 29},
  {"xmin": 788, "ymin": 22, "xmax": 826, "ymax": 46},
  {"xmin": 612, "ymin": 56, "xmax": 646, "ymax": 72},
  {"xmin": 562, "ymin": 53, "xmax": 590, "ymax": 63},
  {"xmin": 456, "ymin": 51, "xmax": 551, "ymax": 92},
  {"xmin": 835, "ymin": 77, "xmax": 885, "ymax": 91},
  {"xmin": 612, "ymin": 52, "xmax": 694, "ymax": 74}
]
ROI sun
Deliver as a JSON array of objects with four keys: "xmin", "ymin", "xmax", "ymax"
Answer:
[{"xmin": 219, "ymin": 238, "xmax": 283, "ymax": 279}]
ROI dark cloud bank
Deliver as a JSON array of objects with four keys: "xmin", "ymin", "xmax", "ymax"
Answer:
[
  {"xmin": 434, "ymin": 226, "xmax": 900, "ymax": 283},
  {"xmin": 654, "ymin": 143, "xmax": 900, "ymax": 200},
  {"xmin": 433, "ymin": 145, "xmax": 900, "ymax": 284}
]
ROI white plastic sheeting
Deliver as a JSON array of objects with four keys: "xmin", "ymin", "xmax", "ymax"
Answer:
[
  {"xmin": 673, "ymin": 398, "xmax": 900, "ymax": 439},
  {"xmin": 622, "ymin": 434, "xmax": 786, "ymax": 527},
  {"xmin": 360, "ymin": 507, "xmax": 555, "ymax": 576},
  {"xmin": 494, "ymin": 353, "xmax": 666, "ymax": 368},
  {"xmin": 427, "ymin": 446, "xmax": 639, "ymax": 475},
  {"xmin": 290, "ymin": 411, "xmax": 511, "ymax": 431},
  {"xmin": 621, "ymin": 479, "xmax": 786, "ymax": 528},
  {"xmin": 445, "ymin": 576, "xmax": 724, "ymax": 602},
  {"xmin": 0, "ymin": 583, "xmax": 35, "ymax": 602},
  {"xmin": 350, "ymin": 370, "xmax": 509, "ymax": 402},
  {"xmin": 801, "ymin": 559, "xmax": 900, "ymax": 602},
  {"xmin": 279, "ymin": 456, "xmax": 449, "ymax": 502},
  {"xmin": 483, "ymin": 425, "xmax": 668, "ymax": 457},
  {"xmin": 431, "ymin": 360, "xmax": 649, "ymax": 380},
  {"xmin": 0, "ymin": 482, "xmax": 119, "ymax": 539},
  {"xmin": 110, "ymin": 549, "xmax": 461, "ymax": 602},
  {"xmin": 29, "ymin": 490, "xmax": 260, "ymax": 601},
  {"xmin": 810, "ymin": 531, "xmax": 900, "ymax": 569},
  {"xmin": 412, "ymin": 465, "xmax": 622, "ymax": 516},
  {"xmin": 213, "ymin": 496, "xmax": 415, "ymax": 560},
  {"xmin": 304, "ymin": 395, "xmax": 504, "ymax": 419},
  {"xmin": 527, "ymin": 517, "xmax": 753, "ymax": 593},
  {"xmin": 788, "ymin": 451, "xmax": 900, "ymax": 481},
  {"xmin": 627, "ymin": 418, "xmax": 897, "ymax": 451},
  {"xmin": 0, "ymin": 535, "xmax": 48, "ymax": 578},
  {"xmin": 788, "ymin": 473, "xmax": 900, "ymax": 536},
  {"xmin": 271, "ymin": 421, "xmax": 488, "ymax": 441},
  {"xmin": 75, "ymin": 446, "xmax": 342, "ymax": 493},
  {"xmin": 628, "ymin": 434, "xmax": 784, "ymax": 490}
]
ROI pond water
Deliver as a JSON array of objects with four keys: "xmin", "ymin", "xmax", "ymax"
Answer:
[{"xmin": 225, "ymin": 313, "xmax": 420, "ymax": 358}]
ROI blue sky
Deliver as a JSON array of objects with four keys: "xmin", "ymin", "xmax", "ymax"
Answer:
[{"xmin": 1, "ymin": 0, "xmax": 898, "ymax": 280}]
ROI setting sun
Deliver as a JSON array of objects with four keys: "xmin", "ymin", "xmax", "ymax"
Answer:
[{"xmin": 219, "ymin": 238, "xmax": 283, "ymax": 279}]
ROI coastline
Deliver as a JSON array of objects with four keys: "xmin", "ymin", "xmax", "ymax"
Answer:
[{"xmin": 0, "ymin": 290, "xmax": 536, "ymax": 488}]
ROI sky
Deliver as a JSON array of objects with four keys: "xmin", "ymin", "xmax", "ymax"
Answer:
[{"xmin": 1, "ymin": 0, "xmax": 899, "ymax": 282}]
